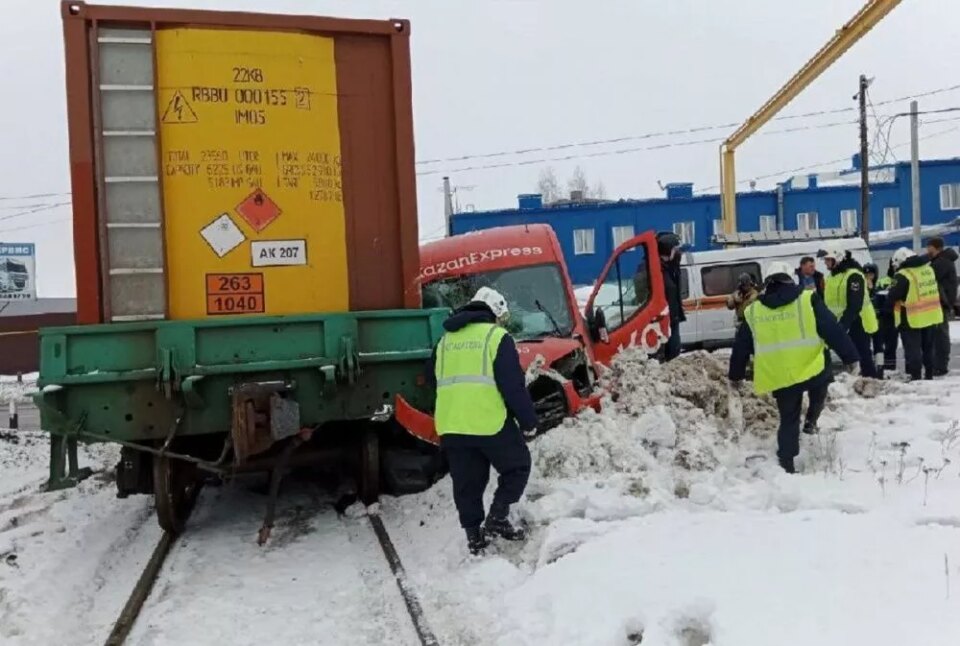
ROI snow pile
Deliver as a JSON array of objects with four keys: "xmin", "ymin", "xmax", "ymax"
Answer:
[
  {"xmin": 532, "ymin": 350, "xmax": 777, "ymax": 483},
  {"xmin": 384, "ymin": 354, "xmax": 960, "ymax": 646}
]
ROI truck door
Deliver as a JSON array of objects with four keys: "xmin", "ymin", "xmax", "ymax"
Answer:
[{"xmin": 584, "ymin": 232, "xmax": 669, "ymax": 366}]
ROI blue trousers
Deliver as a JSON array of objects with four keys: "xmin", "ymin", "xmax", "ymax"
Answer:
[{"xmin": 441, "ymin": 425, "xmax": 531, "ymax": 529}]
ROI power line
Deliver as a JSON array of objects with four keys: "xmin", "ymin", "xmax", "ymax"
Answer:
[
  {"xmin": 0, "ymin": 216, "xmax": 71, "ymax": 234},
  {"xmin": 416, "ymin": 118, "xmax": 859, "ymax": 177},
  {"xmin": 698, "ymin": 119, "xmax": 960, "ymax": 193},
  {"xmin": 415, "ymin": 82, "xmax": 960, "ymax": 167},
  {"xmin": 0, "ymin": 202, "xmax": 72, "ymax": 224},
  {"xmin": 0, "ymin": 191, "xmax": 70, "ymax": 202},
  {"xmin": 868, "ymin": 91, "xmax": 897, "ymax": 165}
]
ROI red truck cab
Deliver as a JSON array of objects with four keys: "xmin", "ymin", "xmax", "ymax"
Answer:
[{"xmin": 396, "ymin": 224, "xmax": 669, "ymax": 443}]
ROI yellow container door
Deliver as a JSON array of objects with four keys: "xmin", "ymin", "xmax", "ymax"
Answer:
[{"xmin": 155, "ymin": 28, "xmax": 349, "ymax": 319}]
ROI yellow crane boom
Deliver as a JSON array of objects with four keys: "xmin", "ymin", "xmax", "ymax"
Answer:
[{"xmin": 720, "ymin": 0, "xmax": 903, "ymax": 235}]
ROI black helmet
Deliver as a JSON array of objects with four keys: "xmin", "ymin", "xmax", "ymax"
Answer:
[
  {"xmin": 656, "ymin": 231, "xmax": 681, "ymax": 257},
  {"xmin": 863, "ymin": 262, "xmax": 878, "ymax": 276}
]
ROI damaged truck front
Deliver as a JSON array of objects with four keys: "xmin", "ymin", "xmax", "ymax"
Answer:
[{"xmin": 396, "ymin": 224, "xmax": 671, "ymax": 444}]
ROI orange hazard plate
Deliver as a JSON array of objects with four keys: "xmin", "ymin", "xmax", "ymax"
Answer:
[{"xmin": 206, "ymin": 273, "xmax": 265, "ymax": 315}]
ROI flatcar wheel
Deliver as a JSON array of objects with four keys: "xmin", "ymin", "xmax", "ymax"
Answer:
[
  {"xmin": 153, "ymin": 455, "xmax": 198, "ymax": 534},
  {"xmin": 358, "ymin": 428, "xmax": 380, "ymax": 505}
]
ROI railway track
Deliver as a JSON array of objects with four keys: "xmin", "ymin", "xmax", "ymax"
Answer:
[{"xmin": 101, "ymin": 487, "xmax": 439, "ymax": 646}]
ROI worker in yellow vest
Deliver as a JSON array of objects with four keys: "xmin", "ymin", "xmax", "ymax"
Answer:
[
  {"xmin": 821, "ymin": 244, "xmax": 880, "ymax": 378},
  {"xmin": 729, "ymin": 261, "xmax": 859, "ymax": 473},
  {"xmin": 887, "ymin": 247, "xmax": 945, "ymax": 380},
  {"xmin": 428, "ymin": 287, "xmax": 538, "ymax": 555}
]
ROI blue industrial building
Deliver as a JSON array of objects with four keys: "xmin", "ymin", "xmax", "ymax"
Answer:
[{"xmin": 449, "ymin": 156, "xmax": 960, "ymax": 285}]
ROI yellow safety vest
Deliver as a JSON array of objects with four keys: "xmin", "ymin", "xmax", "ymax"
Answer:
[
  {"xmin": 434, "ymin": 322, "xmax": 509, "ymax": 436},
  {"xmin": 745, "ymin": 290, "xmax": 826, "ymax": 395},
  {"xmin": 824, "ymin": 268, "xmax": 879, "ymax": 334},
  {"xmin": 893, "ymin": 265, "xmax": 944, "ymax": 329}
]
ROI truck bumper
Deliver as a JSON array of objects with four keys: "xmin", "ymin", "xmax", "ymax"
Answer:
[{"xmin": 395, "ymin": 380, "xmax": 602, "ymax": 447}]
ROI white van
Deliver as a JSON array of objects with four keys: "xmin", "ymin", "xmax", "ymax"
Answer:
[{"xmin": 678, "ymin": 238, "xmax": 873, "ymax": 348}]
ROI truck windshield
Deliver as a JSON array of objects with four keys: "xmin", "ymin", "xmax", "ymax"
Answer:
[
  {"xmin": 3, "ymin": 260, "xmax": 27, "ymax": 273},
  {"xmin": 422, "ymin": 264, "xmax": 574, "ymax": 340}
]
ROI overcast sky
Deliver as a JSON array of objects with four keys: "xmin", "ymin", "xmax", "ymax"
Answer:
[{"xmin": 2, "ymin": 0, "xmax": 959, "ymax": 296}]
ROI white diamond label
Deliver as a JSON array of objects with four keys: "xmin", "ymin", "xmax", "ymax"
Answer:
[
  {"xmin": 251, "ymin": 239, "xmax": 307, "ymax": 267},
  {"xmin": 200, "ymin": 213, "xmax": 245, "ymax": 258}
]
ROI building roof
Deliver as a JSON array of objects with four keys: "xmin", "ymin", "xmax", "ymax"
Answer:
[
  {"xmin": 453, "ymin": 156, "xmax": 960, "ymax": 219},
  {"xmin": 0, "ymin": 298, "xmax": 76, "ymax": 317}
]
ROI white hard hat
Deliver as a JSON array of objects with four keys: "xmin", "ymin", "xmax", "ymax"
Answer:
[
  {"xmin": 891, "ymin": 247, "xmax": 916, "ymax": 270},
  {"xmin": 764, "ymin": 260, "xmax": 795, "ymax": 282},
  {"xmin": 472, "ymin": 286, "xmax": 509, "ymax": 319},
  {"xmin": 821, "ymin": 243, "xmax": 845, "ymax": 262}
]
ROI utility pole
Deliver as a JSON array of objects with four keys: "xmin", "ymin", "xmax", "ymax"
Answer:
[
  {"xmin": 910, "ymin": 100, "xmax": 922, "ymax": 252},
  {"xmin": 858, "ymin": 74, "xmax": 871, "ymax": 244},
  {"xmin": 442, "ymin": 176, "xmax": 454, "ymax": 237}
]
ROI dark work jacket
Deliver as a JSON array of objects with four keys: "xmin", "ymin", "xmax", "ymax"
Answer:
[
  {"xmin": 795, "ymin": 268, "xmax": 825, "ymax": 299},
  {"xmin": 728, "ymin": 282, "xmax": 859, "ymax": 394},
  {"xmin": 426, "ymin": 302, "xmax": 539, "ymax": 436},
  {"xmin": 661, "ymin": 258, "xmax": 686, "ymax": 323},
  {"xmin": 829, "ymin": 257, "xmax": 867, "ymax": 331},
  {"xmin": 888, "ymin": 255, "xmax": 937, "ymax": 330},
  {"xmin": 929, "ymin": 247, "xmax": 959, "ymax": 311},
  {"xmin": 871, "ymin": 278, "xmax": 895, "ymax": 318}
]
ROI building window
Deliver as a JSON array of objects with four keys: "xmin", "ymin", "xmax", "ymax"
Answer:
[
  {"xmin": 673, "ymin": 221, "xmax": 695, "ymax": 246},
  {"xmin": 840, "ymin": 209, "xmax": 857, "ymax": 231},
  {"xmin": 573, "ymin": 228, "xmax": 595, "ymax": 255},
  {"xmin": 883, "ymin": 207, "xmax": 901, "ymax": 231},
  {"xmin": 940, "ymin": 183, "xmax": 960, "ymax": 210},
  {"xmin": 796, "ymin": 212, "xmax": 819, "ymax": 231},
  {"xmin": 611, "ymin": 225, "xmax": 635, "ymax": 249},
  {"xmin": 759, "ymin": 215, "xmax": 776, "ymax": 233}
]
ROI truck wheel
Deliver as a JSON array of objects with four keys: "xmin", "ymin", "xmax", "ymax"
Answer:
[
  {"xmin": 358, "ymin": 428, "xmax": 380, "ymax": 505},
  {"xmin": 153, "ymin": 455, "xmax": 198, "ymax": 534}
]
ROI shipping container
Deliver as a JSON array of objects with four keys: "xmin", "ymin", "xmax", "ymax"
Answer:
[
  {"xmin": 40, "ymin": 3, "xmax": 444, "ymax": 535},
  {"xmin": 62, "ymin": 1, "xmax": 421, "ymax": 324}
]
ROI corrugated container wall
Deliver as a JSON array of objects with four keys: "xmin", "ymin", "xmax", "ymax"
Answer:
[{"xmin": 62, "ymin": 1, "xmax": 420, "ymax": 324}]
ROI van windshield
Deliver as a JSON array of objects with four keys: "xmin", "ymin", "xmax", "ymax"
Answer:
[{"xmin": 421, "ymin": 264, "xmax": 574, "ymax": 340}]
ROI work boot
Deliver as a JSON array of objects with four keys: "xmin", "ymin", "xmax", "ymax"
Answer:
[
  {"xmin": 778, "ymin": 457, "xmax": 796, "ymax": 474},
  {"xmin": 465, "ymin": 527, "xmax": 489, "ymax": 555},
  {"xmin": 484, "ymin": 514, "xmax": 526, "ymax": 541},
  {"xmin": 802, "ymin": 421, "xmax": 818, "ymax": 435}
]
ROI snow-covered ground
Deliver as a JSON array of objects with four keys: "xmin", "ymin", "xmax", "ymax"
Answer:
[{"xmin": 1, "ymin": 353, "xmax": 959, "ymax": 645}]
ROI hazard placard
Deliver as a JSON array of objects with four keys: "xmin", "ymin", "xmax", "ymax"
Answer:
[
  {"xmin": 161, "ymin": 90, "xmax": 199, "ymax": 124},
  {"xmin": 206, "ymin": 273, "xmax": 265, "ymax": 315},
  {"xmin": 235, "ymin": 188, "xmax": 282, "ymax": 232}
]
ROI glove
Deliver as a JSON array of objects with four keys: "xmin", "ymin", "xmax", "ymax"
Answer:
[
  {"xmin": 843, "ymin": 363, "xmax": 860, "ymax": 376},
  {"xmin": 523, "ymin": 427, "xmax": 539, "ymax": 440}
]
